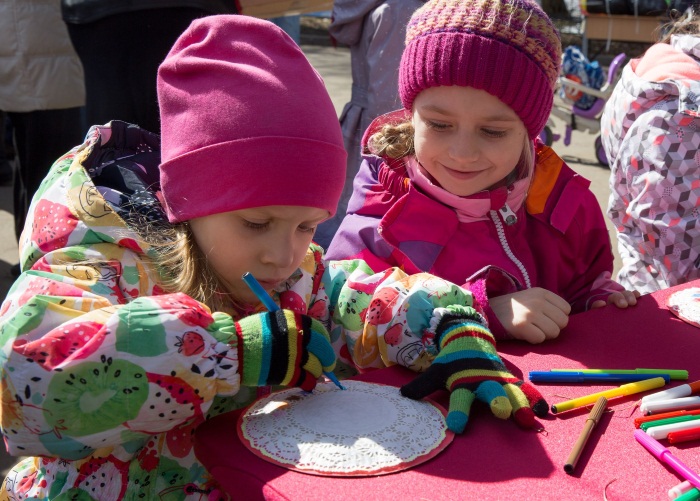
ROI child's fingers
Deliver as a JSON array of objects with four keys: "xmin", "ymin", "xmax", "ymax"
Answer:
[
  {"xmin": 474, "ymin": 380, "xmax": 511, "ymax": 420},
  {"xmin": 307, "ymin": 330, "xmax": 336, "ymax": 371},
  {"xmin": 446, "ymin": 387, "xmax": 477, "ymax": 433},
  {"xmin": 504, "ymin": 382, "xmax": 547, "ymax": 428}
]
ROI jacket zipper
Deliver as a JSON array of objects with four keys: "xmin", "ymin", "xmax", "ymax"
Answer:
[{"xmin": 489, "ymin": 206, "xmax": 531, "ymax": 289}]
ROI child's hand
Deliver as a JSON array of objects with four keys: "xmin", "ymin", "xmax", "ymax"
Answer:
[
  {"xmin": 237, "ymin": 310, "xmax": 336, "ymax": 392},
  {"xmin": 590, "ymin": 290, "xmax": 640, "ymax": 309},
  {"xmin": 490, "ymin": 288, "xmax": 571, "ymax": 344},
  {"xmin": 400, "ymin": 305, "xmax": 548, "ymax": 433}
]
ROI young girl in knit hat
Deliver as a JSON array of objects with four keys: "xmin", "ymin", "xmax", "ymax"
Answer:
[
  {"xmin": 327, "ymin": 0, "xmax": 640, "ymax": 344},
  {"xmin": 0, "ymin": 14, "xmax": 549, "ymax": 499}
]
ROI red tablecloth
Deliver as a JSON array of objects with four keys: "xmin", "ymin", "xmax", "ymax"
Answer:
[{"xmin": 194, "ymin": 281, "xmax": 700, "ymax": 500}]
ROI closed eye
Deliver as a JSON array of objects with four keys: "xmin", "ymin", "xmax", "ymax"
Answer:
[
  {"xmin": 298, "ymin": 225, "xmax": 316, "ymax": 234},
  {"xmin": 243, "ymin": 220, "xmax": 269, "ymax": 231},
  {"xmin": 482, "ymin": 128, "xmax": 508, "ymax": 138},
  {"xmin": 426, "ymin": 120, "xmax": 450, "ymax": 131}
]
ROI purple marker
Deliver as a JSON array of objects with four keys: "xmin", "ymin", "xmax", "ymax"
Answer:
[{"xmin": 634, "ymin": 429, "xmax": 700, "ymax": 490}]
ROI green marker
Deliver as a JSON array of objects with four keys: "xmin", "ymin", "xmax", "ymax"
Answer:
[
  {"xmin": 640, "ymin": 414, "xmax": 700, "ymax": 431},
  {"xmin": 675, "ymin": 487, "xmax": 700, "ymax": 501},
  {"xmin": 550, "ymin": 368, "xmax": 688, "ymax": 381}
]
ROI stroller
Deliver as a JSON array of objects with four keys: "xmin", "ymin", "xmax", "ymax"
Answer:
[{"xmin": 539, "ymin": 49, "xmax": 627, "ymax": 166}]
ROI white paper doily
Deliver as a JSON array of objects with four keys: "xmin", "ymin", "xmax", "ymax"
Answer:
[
  {"xmin": 668, "ymin": 287, "xmax": 700, "ymax": 328},
  {"xmin": 238, "ymin": 380, "xmax": 453, "ymax": 476}
]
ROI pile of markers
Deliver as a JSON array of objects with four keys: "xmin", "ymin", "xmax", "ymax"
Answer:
[
  {"xmin": 634, "ymin": 380, "xmax": 700, "ymax": 500},
  {"xmin": 529, "ymin": 368, "xmax": 700, "ymax": 499}
]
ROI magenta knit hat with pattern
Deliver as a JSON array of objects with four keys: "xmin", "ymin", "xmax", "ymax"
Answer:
[
  {"xmin": 399, "ymin": 0, "xmax": 562, "ymax": 139},
  {"xmin": 158, "ymin": 15, "xmax": 347, "ymax": 223}
]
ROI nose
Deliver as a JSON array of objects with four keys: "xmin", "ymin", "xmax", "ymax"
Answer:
[
  {"xmin": 260, "ymin": 232, "xmax": 296, "ymax": 269},
  {"xmin": 450, "ymin": 132, "xmax": 480, "ymax": 162}
]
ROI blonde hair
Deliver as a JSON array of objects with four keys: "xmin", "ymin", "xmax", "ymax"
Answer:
[
  {"xmin": 367, "ymin": 119, "xmax": 416, "ymax": 159},
  {"xmin": 137, "ymin": 220, "xmax": 239, "ymax": 314},
  {"xmin": 656, "ymin": 7, "xmax": 700, "ymax": 44},
  {"xmin": 367, "ymin": 116, "xmax": 535, "ymax": 182}
]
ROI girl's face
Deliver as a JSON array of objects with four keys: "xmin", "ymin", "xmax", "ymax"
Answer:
[
  {"xmin": 411, "ymin": 86, "xmax": 528, "ymax": 197},
  {"xmin": 189, "ymin": 205, "xmax": 329, "ymax": 305}
]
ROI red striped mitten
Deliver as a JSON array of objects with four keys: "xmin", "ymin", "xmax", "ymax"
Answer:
[
  {"xmin": 400, "ymin": 305, "xmax": 548, "ymax": 433},
  {"xmin": 236, "ymin": 310, "xmax": 336, "ymax": 392}
]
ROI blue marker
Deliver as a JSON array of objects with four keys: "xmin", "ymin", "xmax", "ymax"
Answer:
[
  {"xmin": 529, "ymin": 371, "xmax": 671, "ymax": 384},
  {"xmin": 241, "ymin": 272, "xmax": 279, "ymax": 312},
  {"xmin": 241, "ymin": 272, "xmax": 345, "ymax": 390}
]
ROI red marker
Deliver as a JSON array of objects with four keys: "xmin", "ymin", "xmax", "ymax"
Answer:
[
  {"xmin": 668, "ymin": 426, "xmax": 700, "ymax": 445},
  {"xmin": 635, "ymin": 409, "xmax": 700, "ymax": 428}
]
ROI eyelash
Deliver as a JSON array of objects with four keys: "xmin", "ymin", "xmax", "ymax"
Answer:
[
  {"xmin": 243, "ymin": 221, "xmax": 268, "ymax": 231},
  {"xmin": 426, "ymin": 120, "xmax": 449, "ymax": 131},
  {"xmin": 426, "ymin": 120, "xmax": 507, "ymax": 138},
  {"xmin": 483, "ymin": 129, "xmax": 507, "ymax": 138},
  {"xmin": 243, "ymin": 220, "xmax": 316, "ymax": 233}
]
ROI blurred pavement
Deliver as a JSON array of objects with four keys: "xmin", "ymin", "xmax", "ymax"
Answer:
[{"xmin": 0, "ymin": 42, "xmax": 621, "ymax": 478}]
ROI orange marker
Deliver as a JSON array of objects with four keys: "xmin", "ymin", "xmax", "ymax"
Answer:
[
  {"xmin": 668, "ymin": 426, "xmax": 700, "ymax": 445},
  {"xmin": 635, "ymin": 409, "xmax": 700, "ymax": 428}
]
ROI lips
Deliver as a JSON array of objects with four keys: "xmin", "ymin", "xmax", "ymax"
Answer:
[
  {"xmin": 257, "ymin": 279, "xmax": 284, "ymax": 290},
  {"xmin": 443, "ymin": 166, "xmax": 482, "ymax": 180}
]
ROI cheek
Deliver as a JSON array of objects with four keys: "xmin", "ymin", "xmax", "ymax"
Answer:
[{"xmin": 288, "ymin": 234, "xmax": 313, "ymax": 268}]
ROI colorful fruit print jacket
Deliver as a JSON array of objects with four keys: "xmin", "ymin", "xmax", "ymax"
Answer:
[
  {"xmin": 0, "ymin": 121, "xmax": 487, "ymax": 500},
  {"xmin": 601, "ymin": 34, "xmax": 700, "ymax": 294}
]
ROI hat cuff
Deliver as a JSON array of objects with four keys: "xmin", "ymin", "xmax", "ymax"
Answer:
[
  {"xmin": 160, "ymin": 136, "xmax": 347, "ymax": 223},
  {"xmin": 399, "ymin": 32, "xmax": 554, "ymax": 138}
]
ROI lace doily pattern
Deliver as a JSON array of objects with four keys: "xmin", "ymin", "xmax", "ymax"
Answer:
[
  {"xmin": 668, "ymin": 287, "xmax": 700, "ymax": 328},
  {"xmin": 238, "ymin": 380, "xmax": 453, "ymax": 476}
]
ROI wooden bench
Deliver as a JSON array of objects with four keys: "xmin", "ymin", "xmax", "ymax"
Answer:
[
  {"xmin": 238, "ymin": 0, "xmax": 332, "ymax": 19},
  {"xmin": 582, "ymin": 14, "xmax": 664, "ymax": 55}
]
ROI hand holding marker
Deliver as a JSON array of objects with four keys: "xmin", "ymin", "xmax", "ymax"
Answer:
[{"xmin": 241, "ymin": 272, "xmax": 345, "ymax": 390}]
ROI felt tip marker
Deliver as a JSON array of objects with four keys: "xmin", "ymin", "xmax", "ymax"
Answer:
[
  {"xmin": 564, "ymin": 396, "xmax": 607, "ymax": 474},
  {"xmin": 668, "ymin": 426, "xmax": 700, "ymax": 445},
  {"xmin": 636, "ymin": 409, "xmax": 700, "ymax": 428},
  {"xmin": 634, "ymin": 429, "xmax": 700, "ymax": 490},
  {"xmin": 241, "ymin": 272, "xmax": 345, "ymax": 391},
  {"xmin": 551, "ymin": 377, "xmax": 667, "ymax": 414},
  {"xmin": 675, "ymin": 488, "xmax": 700, "ymax": 501},
  {"xmin": 646, "ymin": 419, "xmax": 700, "ymax": 440},
  {"xmin": 642, "ymin": 396, "xmax": 700, "ymax": 416},
  {"xmin": 551, "ymin": 368, "xmax": 688, "ymax": 380},
  {"xmin": 640, "ymin": 414, "xmax": 700, "ymax": 432},
  {"xmin": 669, "ymin": 480, "xmax": 693, "ymax": 500},
  {"xmin": 530, "ymin": 371, "xmax": 670, "ymax": 384},
  {"xmin": 642, "ymin": 381, "xmax": 700, "ymax": 405}
]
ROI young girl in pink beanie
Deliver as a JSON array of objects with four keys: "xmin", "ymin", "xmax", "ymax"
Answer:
[
  {"xmin": 327, "ymin": 0, "xmax": 640, "ymax": 344},
  {"xmin": 0, "ymin": 13, "xmax": 549, "ymax": 499}
]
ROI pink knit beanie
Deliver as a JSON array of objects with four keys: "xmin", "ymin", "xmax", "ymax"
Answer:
[
  {"xmin": 399, "ymin": 0, "xmax": 562, "ymax": 139},
  {"xmin": 158, "ymin": 15, "xmax": 347, "ymax": 223}
]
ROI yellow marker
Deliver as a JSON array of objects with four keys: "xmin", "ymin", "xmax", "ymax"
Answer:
[{"xmin": 551, "ymin": 377, "xmax": 667, "ymax": 414}]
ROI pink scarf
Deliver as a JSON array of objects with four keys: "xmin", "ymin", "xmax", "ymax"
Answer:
[{"xmin": 405, "ymin": 157, "xmax": 529, "ymax": 223}]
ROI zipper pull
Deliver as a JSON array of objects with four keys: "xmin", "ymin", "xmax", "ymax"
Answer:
[{"xmin": 499, "ymin": 203, "xmax": 518, "ymax": 226}]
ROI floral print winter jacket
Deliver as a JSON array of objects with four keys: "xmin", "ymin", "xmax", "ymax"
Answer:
[
  {"xmin": 0, "ymin": 121, "xmax": 486, "ymax": 500},
  {"xmin": 601, "ymin": 35, "xmax": 700, "ymax": 294}
]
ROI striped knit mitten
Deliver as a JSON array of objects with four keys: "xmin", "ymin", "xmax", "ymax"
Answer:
[
  {"xmin": 400, "ymin": 305, "xmax": 548, "ymax": 433},
  {"xmin": 236, "ymin": 310, "xmax": 336, "ymax": 392}
]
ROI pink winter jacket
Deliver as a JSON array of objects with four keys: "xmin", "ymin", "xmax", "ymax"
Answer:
[{"xmin": 326, "ymin": 114, "xmax": 624, "ymax": 339}]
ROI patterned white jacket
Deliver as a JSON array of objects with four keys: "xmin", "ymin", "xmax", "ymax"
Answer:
[{"xmin": 601, "ymin": 34, "xmax": 700, "ymax": 294}]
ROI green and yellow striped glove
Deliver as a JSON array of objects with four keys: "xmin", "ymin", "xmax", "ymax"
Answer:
[
  {"xmin": 236, "ymin": 310, "xmax": 336, "ymax": 392},
  {"xmin": 400, "ymin": 305, "xmax": 548, "ymax": 433}
]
